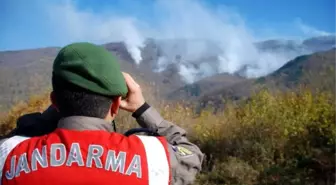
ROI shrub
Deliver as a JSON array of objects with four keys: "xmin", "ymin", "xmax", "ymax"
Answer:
[{"xmin": 188, "ymin": 88, "xmax": 335, "ymax": 185}]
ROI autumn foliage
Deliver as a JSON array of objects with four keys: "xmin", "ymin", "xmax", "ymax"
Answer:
[{"xmin": 0, "ymin": 87, "xmax": 335, "ymax": 185}]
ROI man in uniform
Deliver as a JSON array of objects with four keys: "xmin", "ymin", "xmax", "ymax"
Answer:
[{"xmin": 0, "ymin": 42, "xmax": 203, "ymax": 185}]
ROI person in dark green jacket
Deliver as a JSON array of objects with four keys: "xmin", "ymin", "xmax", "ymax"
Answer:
[{"xmin": 0, "ymin": 42, "xmax": 203, "ymax": 185}]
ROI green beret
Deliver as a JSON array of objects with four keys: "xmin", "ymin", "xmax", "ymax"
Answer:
[{"xmin": 52, "ymin": 42, "xmax": 128, "ymax": 97}]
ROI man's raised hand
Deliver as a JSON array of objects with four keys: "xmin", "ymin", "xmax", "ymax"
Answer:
[{"xmin": 119, "ymin": 72, "xmax": 145, "ymax": 113}]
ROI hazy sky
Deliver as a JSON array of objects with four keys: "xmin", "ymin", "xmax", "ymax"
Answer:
[{"xmin": 0, "ymin": 0, "xmax": 335, "ymax": 51}]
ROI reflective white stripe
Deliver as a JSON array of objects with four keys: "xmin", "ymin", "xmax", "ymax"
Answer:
[
  {"xmin": 0, "ymin": 136, "xmax": 30, "ymax": 184},
  {"xmin": 136, "ymin": 135, "xmax": 170, "ymax": 185}
]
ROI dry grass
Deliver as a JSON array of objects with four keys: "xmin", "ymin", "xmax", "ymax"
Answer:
[{"xmin": 0, "ymin": 92, "xmax": 51, "ymax": 135}]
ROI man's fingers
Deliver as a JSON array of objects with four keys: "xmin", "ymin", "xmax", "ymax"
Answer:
[
  {"xmin": 124, "ymin": 72, "xmax": 139, "ymax": 87},
  {"xmin": 120, "ymin": 100, "xmax": 128, "ymax": 108},
  {"xmin": 122, "ymin": 72, "xmax": 133, "ymax": 91},
  {"xmin": 122, "ymin": 72, "xmax": 140, "ymax": 91},
  {"xmin": 122, "ymin": 72, "xmax": 135, "ymax": 91}
]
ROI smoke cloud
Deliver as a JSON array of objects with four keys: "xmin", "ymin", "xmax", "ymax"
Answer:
[{"xmin": 43, "ymin": 0, "xmax": 333, "ymax": 83}]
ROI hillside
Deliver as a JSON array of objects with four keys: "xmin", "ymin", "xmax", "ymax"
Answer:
[
  {"xmin": 0, "ymin": 36, "xmax": 334, "ymax": 111},
  {"xmin": 0, "ymin": 47, "xmax": 61, "ymax": 110},
  {"xmin": 167, "ymin": 72, "xmax": 247, "ymax": 101},
  {"xmin": 0, "ymin": 43, "xmax": 184, "ymax": 111},
  {"xmin": 199, "ymin": 49, "xmax": 336, "ymax": 109},
  {"xmin": 148, "ymin": 35, "xmax": 336, "ymax": 102},
  {"xmin": 258, "ymin": 48, "xmax": 335, "ymax": 91}
]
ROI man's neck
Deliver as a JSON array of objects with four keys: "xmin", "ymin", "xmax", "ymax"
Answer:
[{"xmin": 57, "ymin": 116, "xmax": 115, "ymax": 132}]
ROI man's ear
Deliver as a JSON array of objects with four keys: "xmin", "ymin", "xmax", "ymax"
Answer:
[
  {"xmin": 110, "ymin": 96, "xmax": 121, "ymax": 115},
  {"xmin": 50, "ymin": 91, "xmax": 59, "ymax": 111}
]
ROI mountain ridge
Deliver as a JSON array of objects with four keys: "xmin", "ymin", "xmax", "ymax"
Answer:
[
  {"xmin": 0, "ymin": 35, "xmax": 334, "ymax": 110},
  {"xmin": 197, "ymin": 48, "xmax": 335, "ymax": 110}
]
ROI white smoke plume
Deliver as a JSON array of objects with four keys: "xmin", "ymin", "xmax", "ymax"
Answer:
[{"xmin": 40, "ymin": 0, "xmax": 333, "ymax": 83}]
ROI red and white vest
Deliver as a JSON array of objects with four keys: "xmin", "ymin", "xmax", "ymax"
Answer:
[{"xmin": 0, "ymin": 129, "xmax": 171, "ymax": 185}]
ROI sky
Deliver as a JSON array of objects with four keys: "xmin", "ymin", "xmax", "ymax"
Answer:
[{"xmin": 0, "ymin": 0, "xmax": 335, "ymax": 51}]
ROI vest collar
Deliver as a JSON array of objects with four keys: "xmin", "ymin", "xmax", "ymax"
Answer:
[{"xmin": 57, "ymin": 116, "xmax": 114, "ymax": 132}]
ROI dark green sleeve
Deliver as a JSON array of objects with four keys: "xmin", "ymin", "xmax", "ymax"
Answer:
[{"xmin": 134, "ymin": 106, "xmax": 204, "ymax": 185}]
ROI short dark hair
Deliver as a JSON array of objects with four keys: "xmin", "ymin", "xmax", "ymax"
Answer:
[{"xmin": 52, "ymin": 76, "xmax": 113, "ymax": 119}]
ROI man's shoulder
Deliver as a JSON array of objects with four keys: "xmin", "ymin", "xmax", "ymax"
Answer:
[{"xmin": 15, "ymin": 111, "xmax": 59, "ymax": 137}]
